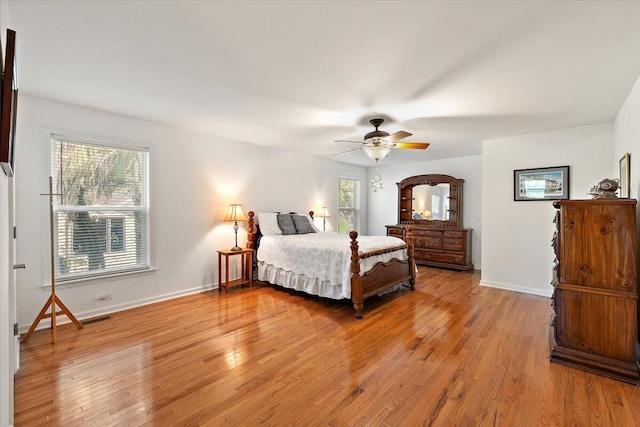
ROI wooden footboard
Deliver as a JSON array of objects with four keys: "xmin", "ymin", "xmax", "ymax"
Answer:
[{"xmin": 350, "ymin": 226, "xmax": 416, "ymax": 318}]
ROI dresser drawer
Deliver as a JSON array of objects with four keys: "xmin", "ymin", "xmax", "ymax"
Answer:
[
  {"xmin": 414, "ymin": 237, "xmax": 427, "ymax": 248},
  {"xmin": 443, "ymin": 238, "xmax": 464, "ymax": 252},
  {"xmin": 387, "ymin": 229, "xmax": 404, "ymax": 237},
  {"xmin": 414, "ymin": 236, "xmax": 442, "ymax": 250},
  {"xmin": 415, "ymin": 250, "xmax": 466, "ymax": 265},
  {"xmin": 425, "ymin": 236, "xmax": 442, "ymax": 249},
  {"xmin": 444, "ymin": 230, "xmax": 464, "ymax": 239},
  {"xmin": 386, "ymin": 226, "xmax": 404, "ymax": 239},
  {"xmin": 431, "ymin": 252, "xmax": 466, "ymax": 265}
]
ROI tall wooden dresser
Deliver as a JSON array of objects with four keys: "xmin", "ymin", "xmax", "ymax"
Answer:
[{"xmin": 550, "ymin": 199, "xmax": 639, "ymax": 384}]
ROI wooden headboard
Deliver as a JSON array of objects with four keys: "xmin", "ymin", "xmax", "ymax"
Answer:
[{"xmin": 246, "ymin": 210, "xmax": 315, "ymax": 249}]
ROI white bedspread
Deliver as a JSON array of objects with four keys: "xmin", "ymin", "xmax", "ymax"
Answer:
[{"xmin": 256, "ymin": 232, "xmax": 407, "ymax": 299}]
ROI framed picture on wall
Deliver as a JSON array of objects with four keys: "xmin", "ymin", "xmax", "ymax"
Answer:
[
  {"xmin": 514, "ymin": 165, "xmax": 570, "ymax": 201},
  {"xmin": 619, "ymin": 153, "xmax": 630, "ymax": 199}
]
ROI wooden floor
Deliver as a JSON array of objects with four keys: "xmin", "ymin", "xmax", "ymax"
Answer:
[{"xmin": 14, "ymin": 267, "xmax": 640, "ymax": 426}]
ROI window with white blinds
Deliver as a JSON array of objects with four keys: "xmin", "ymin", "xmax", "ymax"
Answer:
[
  {"xmin": 51, "ymin": 137, "xmax": 150, "ymax": 281},
  {"xmin": 338, "ymin": 178, "xmax": 360, "ymax": 234}
]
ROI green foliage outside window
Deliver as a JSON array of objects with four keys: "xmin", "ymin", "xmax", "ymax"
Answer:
[{"xmin": 338, "ymin": 178, "xmax": 359, "ymax": 234}]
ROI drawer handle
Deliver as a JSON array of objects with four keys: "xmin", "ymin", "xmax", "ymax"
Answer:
[{"xmin": 454, "ymin": 257, "xmax": 461, "ymax": 262}]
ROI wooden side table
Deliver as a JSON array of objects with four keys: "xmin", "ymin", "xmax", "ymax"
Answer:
[{"xmin": 217, "ymin": 248, "xmax": 253, "ymax": 293}]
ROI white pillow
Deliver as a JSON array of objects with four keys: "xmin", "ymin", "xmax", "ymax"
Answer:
[
  {"xmin": 258, "ymin": 212, "xmax": 282, "ymax": 236},
  {"xmin": 305, "ymin": 214, "xmax": 322, "ymax": 232}
]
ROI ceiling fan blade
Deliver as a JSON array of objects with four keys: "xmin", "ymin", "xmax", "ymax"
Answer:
[
  {"xmin": 333, "ymin": 147, "xmax": 363, "ymax": 157},
  {"xmin": 390, "ymin": 131, "xmax": 412, "ymax": 142},
  {"xmin": 334, "ymin": 139, "xmax": 364, "ymax": 144},
  {"xmin": 394, "ymin": 142, "xmax": 430, "ymax": 150}
]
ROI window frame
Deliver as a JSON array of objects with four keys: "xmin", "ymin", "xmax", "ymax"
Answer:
[
  {"xmin": 47, "ymin": 133, "xmax": 153, "ymax": 286},
  {"xmin": 337, "ymin": 177, "xmax": 360, "ymax": 234}
]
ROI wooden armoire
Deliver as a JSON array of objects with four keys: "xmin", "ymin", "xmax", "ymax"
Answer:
[{"xmin": 550, "ymin": 199, "xmax": 639, "ymax": 385}]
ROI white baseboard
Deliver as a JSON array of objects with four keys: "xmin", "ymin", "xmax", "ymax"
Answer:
[
  {"xmin": 19, "ymin": 283, "xmax": 217, "ymax": 334},
  {"xmin": 479, "ymin": 280, "xmax": 552, "ymax": 298}
]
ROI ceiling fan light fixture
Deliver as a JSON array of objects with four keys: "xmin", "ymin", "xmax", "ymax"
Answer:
[
  {"xmin": 365, "ymin": 136, "xmax": 389, "ymax": 144},
  {"xmin": 363, "ymin": 145, "xmax": 391, "ymax": 160}
]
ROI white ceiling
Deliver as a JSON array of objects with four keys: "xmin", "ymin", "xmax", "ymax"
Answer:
[{"xmin": 8, "ymin": 1, "xmax": 640, "ymax": 166}]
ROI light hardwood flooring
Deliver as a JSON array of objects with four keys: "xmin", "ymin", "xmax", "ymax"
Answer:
[{"xmin": 15, "ymin": 267, "xmax": 640, "ymax": 426}]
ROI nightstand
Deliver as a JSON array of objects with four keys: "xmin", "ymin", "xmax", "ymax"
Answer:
[{"xmin": 217, "ymin": 248, "xmax": 253, "ymax": 293}]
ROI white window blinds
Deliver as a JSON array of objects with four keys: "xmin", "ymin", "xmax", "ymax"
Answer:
[{"xmin": 51, "ymin": 137, "xmax": 150, "ymax": 281}]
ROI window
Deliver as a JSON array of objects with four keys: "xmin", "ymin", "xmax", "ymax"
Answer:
[
  {"xmin": 432, "ymin": 194, "xmax": 440, "ymax": 217},
  {"xmin": 52, "ymin": 137, "xmax": 149, "ymax": 281},
  {"xmin": 338, "ymin": 178, "xmax": 360, "ymax": 234}
]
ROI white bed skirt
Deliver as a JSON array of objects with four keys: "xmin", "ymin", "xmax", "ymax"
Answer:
[
  {"xmin": 257, "ymin": 261, "xmax": 347, "ymax": 300},
  {"xmin": 257, "ymin": 261, "xmax": 410, "ymax": 300}
]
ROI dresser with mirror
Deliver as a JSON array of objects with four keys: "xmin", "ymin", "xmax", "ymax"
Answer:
[{"xmin": 386, "ymin": 174, "xmax": 473, "ymax": 271}]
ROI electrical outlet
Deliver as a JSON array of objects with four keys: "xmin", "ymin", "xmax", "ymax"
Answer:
[{"xmin": 97, "ymin": 294, "xmax": 113, "ymax": 301}]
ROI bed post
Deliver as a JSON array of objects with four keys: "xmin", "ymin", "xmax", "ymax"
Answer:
[
  {"xmin": 247, "ymin": 211, "xmax": 255, "ymax": 249},
  {"xmin": 349, "ymin": 230, "xmax": 364, "ymax": 319},
  {"xmin": 405, "ymin": 225, "xmax": 416, "ymax": 290}
]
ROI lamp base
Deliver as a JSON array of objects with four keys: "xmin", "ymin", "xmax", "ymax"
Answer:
[{"xmin": 230, "ymin": 246, "xmax": 243, "ymax": 251}]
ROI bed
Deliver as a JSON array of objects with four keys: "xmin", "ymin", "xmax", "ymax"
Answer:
[{"xmin": 246, "ymin": 211, "xmax": 416, "ymax": 318}]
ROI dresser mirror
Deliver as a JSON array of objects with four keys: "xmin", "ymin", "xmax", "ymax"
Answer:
[
  {"xmin": 412, "ymin": 183, "xmax": 450, "ymax": 221},
  {"xmin": 397, "ymin": 174, "xmax": 464, "ymax": 228}
]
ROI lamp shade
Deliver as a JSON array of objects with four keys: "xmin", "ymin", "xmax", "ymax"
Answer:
[
  {"xmin": 363, "ymin": 145, "xmax": 391, "ymax": 160},
  {"xmin": 319, "ymin": 207, "xmax": 330, "ymax": 218},
  {"xmin": 223, "ymin": 204, "xmax": 246, "ymax": 222}
]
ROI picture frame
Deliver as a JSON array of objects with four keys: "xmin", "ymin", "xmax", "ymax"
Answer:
[
  {"xmin": 619, "ymin": 153, "xmax": 630, "ymax": 199},
  {"xmin": 514, "ymin": 165, "xmax": 570, "ymax": 201}
]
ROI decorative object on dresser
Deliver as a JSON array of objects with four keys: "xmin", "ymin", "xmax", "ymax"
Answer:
[
  {"xmin": 386, "ymin": 174, "xmax": 473, "ymax": 271},
  {"xmin": 589, "ymin": 178, "xmax": 619, "ymax": 199},
  {"xmin": 550, "ymin": 199, "xmax": 639, "ymax": 385},
  {"xmin": 224, "ymin": 203, "xmax": 246, "ymax": 251},
  {"xmin": 514, "ymin": 165, "xmax": 570, "ymax": 201},
  {"xmin": 619, "ymin": 153, "xmax": 630, "ymax": 199}
]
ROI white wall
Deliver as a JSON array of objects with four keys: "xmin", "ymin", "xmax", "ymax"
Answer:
[
  {"xmin": 15, "ymin": 94, "xmax": 367, "ymax": 331},
  {"xmin": 366, "ymin": 155, "xmax": 483, "ymax": 269},
  {"xmin": 614, "ymin": 75, "xmax": 640, "ymax": 274},
  {"xmin": 614, "ymin": 75, "xmax": 640, "ymax": 200},
  {"xmin": 481, "ymin": 123, "xmax": 614, "ymax": 297}
]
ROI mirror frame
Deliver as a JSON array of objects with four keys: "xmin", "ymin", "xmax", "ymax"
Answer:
[{"xmin": 397, "ymin": 174, "xmax": 464, "ymax": 228}]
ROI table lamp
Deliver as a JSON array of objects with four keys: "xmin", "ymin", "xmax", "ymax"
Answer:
[
  {"xmin": 319, "ymin": 206, "xmax": 330, "ymax": 231},
  {"xmin": 224, "ymin": 204, "xmax": 246, "ymax": 251}
]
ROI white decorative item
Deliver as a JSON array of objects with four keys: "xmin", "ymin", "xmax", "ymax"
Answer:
[{"xmin": 371, "ymin": 173, "xmax": 383, "ymax": 192}]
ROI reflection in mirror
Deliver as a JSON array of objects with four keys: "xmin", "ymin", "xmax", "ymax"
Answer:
[{"xmin": 412, "ymin": 184, "xmax": 450, "ymax": 221}]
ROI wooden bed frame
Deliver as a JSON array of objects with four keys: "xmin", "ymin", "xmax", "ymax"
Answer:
[{"xmin": 246, "ymin": 211, "xmax": 416, "ymax": 318}]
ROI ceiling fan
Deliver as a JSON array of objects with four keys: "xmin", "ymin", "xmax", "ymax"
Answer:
[{"xmin": 333, "ymin": 118, "xmax": 430, "ymax": 161}]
